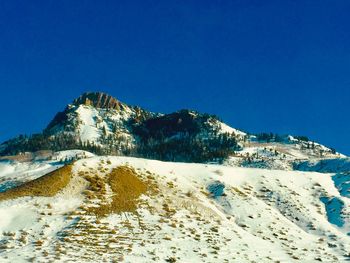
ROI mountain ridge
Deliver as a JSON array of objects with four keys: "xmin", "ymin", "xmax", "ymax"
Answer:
[
  {"xmin": 0, "ymin": 91, "xmax": 344, "ymax": 166},
  {"xmin": 0, "ymin": 92, "xmax": 244, "ymax": 162}
]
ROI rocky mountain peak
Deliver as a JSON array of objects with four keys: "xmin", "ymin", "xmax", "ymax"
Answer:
[
  {"xmin": 0, "ymin": 91, "xmax": 342, "ymax": 165},
  {"xmin": 72, "ymin": 92, "xmax": 125, "ymax": 110}
]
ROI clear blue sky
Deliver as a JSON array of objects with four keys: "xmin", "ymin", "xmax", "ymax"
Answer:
[{"xmin": 0, "ymin": 0, "xmax": 349, "ymax": 154}]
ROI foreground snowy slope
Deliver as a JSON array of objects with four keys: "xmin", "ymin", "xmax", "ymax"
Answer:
[{"xmin": 0, "ymin": 154, "xmax": 350, "ymax": 262}]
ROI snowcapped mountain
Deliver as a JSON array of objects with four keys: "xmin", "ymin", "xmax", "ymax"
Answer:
[
  {"xmin": 43, "ymin": 92, "xmax": 157, "ymax": 152},
  {"xmin": 0, "ymin": 92, "xmax": 246, "ymax": 162},
  {"xmin": 0, "ymin": 92, "xmax": 349, "ymax": 262},
  {"xmin": 0, "ymin": 91, "xmax": 343, "ymax": 166}
]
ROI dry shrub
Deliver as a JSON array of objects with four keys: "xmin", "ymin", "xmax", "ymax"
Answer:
[
  {"xmin": 231, "ymin": 187, "xmax": 247, "ymax": 197},
  {"xmin": 35, "ymin": 240, "xmax": 44, "ymax": 246},
  {"xmin": 0, "ymin": 165, "xmax": 72, "ymax": 202},
  {"xmin": 85, "ymin": 175, "xmax": 106, "ymax": 193}
]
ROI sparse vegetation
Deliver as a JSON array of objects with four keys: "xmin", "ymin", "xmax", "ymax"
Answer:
[{"xmin": 85, "ymin": 166, "xmax": 157, "ymax": 216}]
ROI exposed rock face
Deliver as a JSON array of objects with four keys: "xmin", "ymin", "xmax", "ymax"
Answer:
[{"xmin": 73, "ymin": 92, "xmax": 125, "ymax": 110}]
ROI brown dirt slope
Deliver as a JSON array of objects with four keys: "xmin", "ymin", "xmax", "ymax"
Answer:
[
  {"xmin": 85, "ymin": 166, "xmax": 157, "ymax": 216},
  {"xmin": 0, "ymin": 165, "xmax": 72, "ymax": 202}
]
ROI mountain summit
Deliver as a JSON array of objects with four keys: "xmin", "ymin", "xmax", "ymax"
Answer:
[{"xmin": 72, "ymin": 92, "xmax": 127, "ymax": 111}]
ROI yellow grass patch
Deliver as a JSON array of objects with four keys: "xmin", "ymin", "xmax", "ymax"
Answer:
[
  {"xmin": 86, "ymin": 166, "xmax": 157, "ymax": 217},
  {"xmin": 0, "ymin": 165, "xmax": 72, "ymax": 202}
]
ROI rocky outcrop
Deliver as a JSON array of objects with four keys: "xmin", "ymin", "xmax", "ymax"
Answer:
[{"xmin": 73, "ymin": 92, "xmax": 126, "ymax": 110}]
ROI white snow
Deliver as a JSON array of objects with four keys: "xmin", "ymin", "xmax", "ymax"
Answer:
[
  {"xmin": 0, "ymin": 161, "xmax": 61, "ymax": 190},
  {"xmin": 0, "ymin": 155, "xmax": 349, "ymax": 262},
  {"xmin": 75, "ymin": 105, "xmax": 101, "ymax": 143},
  {"xmin": 52, "ymin": 150, "xmax": 95, "ymax": 161},
  {"xmin": 219, "ymin": 122, "xmax": 246, "ymax": 137}
]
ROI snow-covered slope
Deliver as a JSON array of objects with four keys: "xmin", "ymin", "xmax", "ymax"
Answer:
[
  {"xmin": 0, "ymin": 150, "xmax": 94, "ymax": 192},
  {"xmin": 295, "ymin": 157, "xmax": 350, "ymax": 174},
  {"xmin": 1, "ymin": 153, "xmax": 350, "ymax": 262},
  {"xmin": 224, "ymin": 136, "xmax": 344, "ymax": 171}
]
